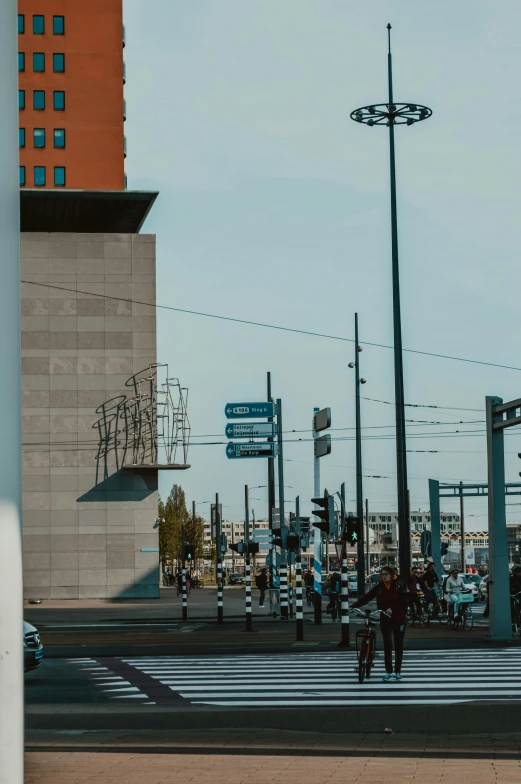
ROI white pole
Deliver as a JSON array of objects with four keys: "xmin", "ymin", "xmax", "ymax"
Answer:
[{"xmin": 0, "ymin": 1, "xmax": 23, "ymax": 782}]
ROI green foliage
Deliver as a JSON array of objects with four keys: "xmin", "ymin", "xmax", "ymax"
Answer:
[{"xmin": 158, "ymin": 484, "xmax": 205, "ymax": 568}]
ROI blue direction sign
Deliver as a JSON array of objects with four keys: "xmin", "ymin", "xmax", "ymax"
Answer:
[
  {"xmin": 225, "ymin": 422, "xmax": 275, "ymax": 439},
  {"xmin": 226, "ymin": 442, "xmax": 278, "ymax": 459},
  {"xmin": 225, "ymin": 402, "xmax": 275, "ymax": 419}
]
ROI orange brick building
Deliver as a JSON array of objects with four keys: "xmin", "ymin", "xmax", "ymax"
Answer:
[{"xmin": 18, "ymin": 0, "xmax": 126, "ymax": 190}]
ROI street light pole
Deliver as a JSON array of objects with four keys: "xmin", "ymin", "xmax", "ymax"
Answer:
[
  {"xmin": 350, "ymin": 24, "xmax": 432, "ymax": 578},
  {"xmin": 349, "ymin": 314, "xmax": 366, "ymax": 597}
]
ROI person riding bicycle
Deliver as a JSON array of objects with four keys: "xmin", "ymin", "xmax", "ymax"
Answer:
[
  {"xmin": 407, "ymin": 567, "xmax": 423, "ymax": 620},
  {"xmin": 419, "ymin": 561, "xmax": 439, "ymax": 612},
  {"xmin": 510, "ymin": 566, "xmax": 521, "ymax": 625},
  {"xmin": 325, "ymin": 571, "xmax": 342, "ymax": 615},
  {"xmin": 444, "ymin": 567, "xmax": 466, "ymax": 620},
  {"xmin": 350, "ymin": 565, "xmax": 408, "ymax": 683}
]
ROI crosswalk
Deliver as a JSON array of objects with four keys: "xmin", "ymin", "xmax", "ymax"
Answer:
[{"xmin": 69, "ymin": 648, "xmax": 521, "ymax": 707}]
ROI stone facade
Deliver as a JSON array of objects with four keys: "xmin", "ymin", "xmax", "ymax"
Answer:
[{"xmin": 21, "ymin": 231, "xmax": 159, "ymax": 599}]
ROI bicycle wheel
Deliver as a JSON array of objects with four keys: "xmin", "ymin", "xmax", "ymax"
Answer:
[
  {"xmin": 420, "ymin": 610, "xmax": 430, "ymax": 628},
  {"xmin": 358, "ymin": 641, "xmax": 369, "ymax": 684},
  {"xmin": 464, "ymin": 606, "xmax": 474, "ymax": 631}
]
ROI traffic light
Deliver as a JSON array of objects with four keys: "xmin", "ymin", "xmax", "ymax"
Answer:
[
  {"xmin": 229, "ymin": 541, "xmax": 245, "ymax": 554},
  {"xmin": 420, "ymin": 530, "xmax": 432, "ymax": 557},
  {"xmin": 286, "ymin": 534, "xmax": 300, "ymax": 552},
  {"xmin": 344, "ymin": 516, "xmax": 361, "ymax": 546},
  {"xmin": 441, "ymin": 541, "xmax": 449, "ymax": 556},
  {"xmin": 272, "ymin": 526, "xmax": 288, "ymax": 549},
  {"xmin": 311, "ymin": 490, "xmax": 335, "ymax": 534},
  {"xmin": 183, "ymin": 544, "xmax": 195, "ymax": 562},
  {"xmin": 300, "ymin": 517, "xmax": 311, "ymax": 549},
  {"xmin": 289, "ymin": 511, "xmax": 296, "ymax": 532},
  {"xmin": 247, "ymin": 541, "xmax": 260, "ymax": 555}
]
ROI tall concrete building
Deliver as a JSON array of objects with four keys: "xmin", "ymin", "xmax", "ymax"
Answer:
[{"xmin": 17, "ymin": 2, "xmax": 176, "ymax": 599}]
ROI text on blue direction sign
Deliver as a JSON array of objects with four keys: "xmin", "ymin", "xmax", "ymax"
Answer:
[
  {"xmin": 225, "ymin": 402, "xmax": 275, "ymax": 419},
  {"xmin": 226, "ymin": 442, "xmax": 278, "ymax": 459},
  {"xmin": 225, "ymin": 422, "xmax": 275, "ymax": 439}
]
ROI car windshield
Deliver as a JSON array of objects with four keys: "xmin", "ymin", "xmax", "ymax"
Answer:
[
  {"xmin": 459, "ymin": 575, "xmax": 472, "ymax": 584},
  {"xmin": 467, "ymin": 575, "xmax": 481, "ymax": 584}
]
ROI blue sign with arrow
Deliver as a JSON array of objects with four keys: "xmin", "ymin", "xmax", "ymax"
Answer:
[
  {"xmin": 225, "ymin": 402, "xmax": 275, "ymax": 419},
  {"xmin": 225, "ymin": 422, "xmax": 275, "ymax": 439},
  {"xmin": 226, "ymin": 442, "xmax": 278, "ymax": 459}
]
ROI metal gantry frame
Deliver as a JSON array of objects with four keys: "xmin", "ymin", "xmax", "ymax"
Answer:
[{"xmin": 428, "ymin": 392, "xmax": 521, "ymax": 639}]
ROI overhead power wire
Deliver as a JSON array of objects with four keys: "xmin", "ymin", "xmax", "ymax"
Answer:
[{"xmin": 21, "ymin": 280, "xmax": 521, "ymax": 374}]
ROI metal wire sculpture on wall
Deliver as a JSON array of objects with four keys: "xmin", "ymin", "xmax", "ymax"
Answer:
[{"xmin": 93, "ymin": 364, "xmax": 190, "ymax": 481}]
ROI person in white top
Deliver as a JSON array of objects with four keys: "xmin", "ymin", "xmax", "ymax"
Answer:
[{"xmin": 444, "ymin": 567, "xmax": 466, "ymax": 619}]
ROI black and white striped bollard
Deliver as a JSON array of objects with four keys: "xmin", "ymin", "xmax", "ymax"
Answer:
[
  {"xmin": 217, "ymin": 560, "xmax": 224, "ymax": 624},
  {"xmin": 338, "ymin": 556, "xmax": 350, "ymax": 647},
  {"xmin": 245, "ymin": 556, "xmax": 252, "ymax": 631},
  {"xmin": 182, "ymin": 567, "xmax": 188, "ymax": 622},
  {"xmin": 296, "ymin": 553, "xmax": 303, "ymax": 640},
  {"xmin": 280, "ymin": 563, "xmax": 288, "ymax": 620}
]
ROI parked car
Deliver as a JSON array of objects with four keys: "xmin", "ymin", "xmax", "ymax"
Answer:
[
  {"xmin": 465, "ymin": 573, "xmax": 485, "ymax": 599},
  {"xmin": 24, "ymin": 620, "xmax": 43, "ymax": 672},
  {"xmin": 228, "ymin": 572, "xmax": 245, "ymax": 585},
  {"xmin": 457, "ymin": 573, "xmax": 478, "ymax": 601},
  {"xmin": 347, "ymin": 573, "xmax": 358, "ymax": 594},
  {"xmin": 367, "ymin": 572, "xmax": 382, "ymax": 586}
]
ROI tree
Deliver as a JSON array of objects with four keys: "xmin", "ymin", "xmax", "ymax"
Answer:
[{"xmin": 158, "ymin": 484, "xmax": 205, "ymax": 570}]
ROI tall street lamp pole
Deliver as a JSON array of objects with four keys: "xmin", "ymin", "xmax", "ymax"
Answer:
[
  {"xmin": 350, "ymin": 24, "xmax": 432, "ymax": 577},
  {"xmin": 349, "ymin": 313, "xmax": 366, "ymax": 597}
]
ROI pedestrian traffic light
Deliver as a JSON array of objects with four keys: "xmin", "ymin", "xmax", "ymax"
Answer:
[
  {"xmin": 183, "ymin": 544, "xmax": 195, "ymax": 562},
  {"xmin": 344, "ymin": 516, "xmax": 361, "ymax": 546},
  {"xmin": 286, "ymin": 534, "xmax": 300, "ymax": 552},
  {"xmin": 311, "ymin": 490, "xmax": 335, "ymax": 534}
]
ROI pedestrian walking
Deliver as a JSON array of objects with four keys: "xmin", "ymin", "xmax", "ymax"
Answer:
[
  {"xmin": 185, "ymin": 571, "xmax": 191, "ymax": 596},
  {"xmin": 256, "ymin": 567, "xmax": 268, "ymax": 608},
  {"xmin": 350, "ymin": 565, "xmax": 408, "ymax": 682},
  {"xmin": 176, "ymin": 571, "xmax": 183, "ymax": 596}
]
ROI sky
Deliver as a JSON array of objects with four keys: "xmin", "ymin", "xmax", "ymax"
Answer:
[{"xmin": 123, "ymin": 0, "xmax": 521, "ymax": 529}]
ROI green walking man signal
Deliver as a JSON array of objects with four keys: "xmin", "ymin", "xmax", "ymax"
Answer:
[{"xmin": 183, "ymin": 544, "xmax": 195, "ymax": 562}]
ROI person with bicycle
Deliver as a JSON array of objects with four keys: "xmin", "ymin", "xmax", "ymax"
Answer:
[
  {"xmin": 304, "ymin": 568, "xmax": 314, "ymax": 605},
  {"xmin": 325, "ymin": 571, "xmax": 342, "ymax": 618},
  {"xmin": 510, "ymin": 566, "xmax": 521, "ymax": 627},
  {"xmin": 444, "ymin": 567, "xmax": 465, "ymax": 620},
  {"xmin": 419, "ymin": 561, "xmax": 439, "ymax": 611},
  {"xmin": 407, "ymin": 567, "xmax": 422, "ymax": 621},
  {"xmin": 350, "ymin": 565, "xmax": 408, "ymax": 682}
]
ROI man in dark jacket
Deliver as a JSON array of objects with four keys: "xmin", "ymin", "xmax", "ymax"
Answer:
[
  {"xmin": 256, "ymin": 568, "xmax": 268, "ymax": 608},
  {"xmin": 419, "ymin": 561, "xmax": 439, "ymax": 610},
  {"xmin": 351, "ymin": 566, "xmax": 408, "ymax": 682}
]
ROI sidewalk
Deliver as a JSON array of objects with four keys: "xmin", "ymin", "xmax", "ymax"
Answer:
[{"xmin": 25, "ymin": 729, "xmax": 521, "ymax": 783}]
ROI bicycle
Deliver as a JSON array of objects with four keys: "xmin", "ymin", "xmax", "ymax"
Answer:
[
  {"xmin": 351, "ymin": 608, "xmax": 390, "ymax": 684},
  {"xmin": 449, "ymin": 590, "xmax": 474, "ymax": 630},
  {"xmin": 306, "ymin": 586, "xmax": 314, "ymax": 607},
  {"xmin": 406, "ymin": 590, "xmax": 430, "ymax": 628},
  {"xmin": 326, "ymin": 592, "xmax": 341, "ymax": 621},
  {"xmin": 511, "ymin": 591, "xmax": 521, "ymax": 636}
]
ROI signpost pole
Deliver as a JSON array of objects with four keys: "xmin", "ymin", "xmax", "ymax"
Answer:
[
  {"xmin": 459, "ymin": 480, "xmax": 465, "ymax": 572},
  {"xmin": 313, "ymin": 407, "xmax": 322, "ymax": 625},
  {"xmin": 276, "ymin": 398, "xmax": 289, "ymax": 620},
  {"xmin": 267, "ymin": 373, "xmax": 276, "ymax": 589},
  {"xmin": 245, "ymin": 484, "xmax": 252, "ymax": 632},
  {"xmin": 181, "ymin": 525, "xmax": 187, "ymax": 622},
  {"xmin": 338, "ymin": 554, "xmax": 351, "ymax": 647},
  {"xmin": 428, "ymin": 480, "xmax": 441, "ymax": 570},
  {"xmin": 216, "ymin": 492, "xmax": 224, "ymax": 624},
  {"xmin": 295, "ymin": 496, "xmax": 304, "ymax": 640}
]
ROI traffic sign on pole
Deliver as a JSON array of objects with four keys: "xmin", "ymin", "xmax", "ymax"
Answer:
[
  {"xmin": 225, "ymin": 402, "xmax": 276, "ymax": 419},
  {"xmin": 226, "ymin": 442, "xmax": 278, "ymax": 459},
  {"xmin": 314, "ymin": 434, "xmax": 331, "ymax": 459},
  {"xmin": 225, "ymin": 422, "xmax": 275, "ymax": 439}
]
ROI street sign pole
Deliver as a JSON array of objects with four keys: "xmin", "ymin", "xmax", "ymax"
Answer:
[
  {"xmin": 267, "ymin": 373, "xmax": 276, "ymax": 589},
  {"xmin": 354, "ymin": 313, "xmax": 366, "ymax": 595},
  {"xmin": 244, "ymin": 485, "xmax": 252, "ymax": 632},
  {"xmin": 313, "ymin": 407, "xmax": 322, "ymax": 625},
  {"xmin": 216, "ymin": 492, "xmax": 223, "ymax": 624},
  {"xmin": 277, "ymin": 398, "xmax": 288, "ymax": 619},
  {"xmin": 181, "ymin": 525, "xmax": 187, "ymax": 622},
  {"xmin": 295, "ymin": 496, "xmax": 304, "ymax": 640}
]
